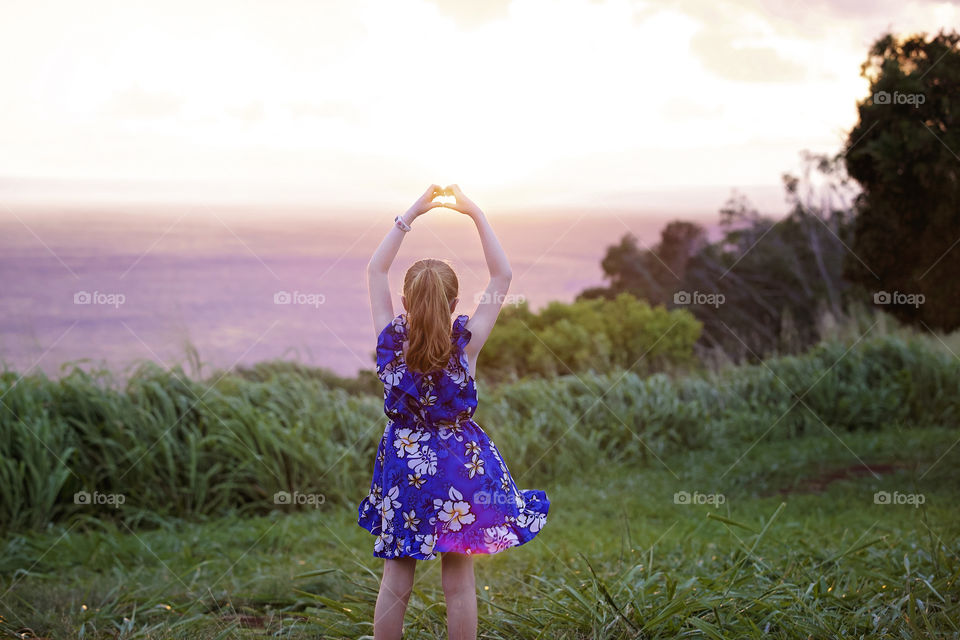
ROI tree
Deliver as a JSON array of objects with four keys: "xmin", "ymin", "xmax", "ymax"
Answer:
[
  {"xmin": 581, "ymin": 153, "xmax": 857, "ymax": 361},
  {"xmin": 578, "ymin": 221, "xmax": 707, "ymax": 306},
  {"xmin": 477, "ymin": 294, "xmax": 701, "ymax": 382},
  {"xmin": 681, "ymin": 159, "xmax": 854, "ymax": 360},
  {"xmin": 844, "ymin": 30, "xmax": 960, "ymax": 331}
]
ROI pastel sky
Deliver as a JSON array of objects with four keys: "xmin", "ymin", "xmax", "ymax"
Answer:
[{"xmin": 1, "ymin": 0, "xmax": 956, "ymax": 211}]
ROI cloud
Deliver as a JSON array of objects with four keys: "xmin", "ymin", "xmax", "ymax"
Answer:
[
  {"xmin": 104, "ymin": 85, "xmax": 182, "ymax": 119},
  {"xmin": 752, "ymin": 0, "xmax": 951, "ymax": 23},
  {"xmin": 423, "ymin": 0, "xmax": 513, "ymax": 28},
  {"xmin": 690, "ymin": 30, "xmax": 808, "ymax": 83},
  {"xmin": 672, "ymin": 1, "xmax": 810, "ymax": 84}
]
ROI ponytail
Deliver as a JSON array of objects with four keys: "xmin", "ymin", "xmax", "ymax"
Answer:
[{"xmin": 403, "ymin": 259, "xmax": 458, "ymax": 373}]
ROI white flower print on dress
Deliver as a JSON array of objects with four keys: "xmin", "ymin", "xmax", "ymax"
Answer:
[
  {"xmin": 437, "ymin": 422, "xmax": 465, "ymax": 442},
  {"xmin": 419, "ymin": 533, "xmax": 436, "ymax": 557},
  {"xmin": 464, "ymin": 440, "xmax": 481, "ymax": 456},
  {"xmin": 380, "ymin": 486, "xmax": 400, "ymax": 522},
  {"xmin": 407, "ymin": 472, "xmax": 426, "ymax": 489},
  {"xmin": 393, "ymin": 428, "xmax": 428, "ymax": 458},
  {"xmin": 381, "ymin": 359, "xmax": 406, "ymax": 389},
  {"xmin": 374, "ymin": 531, "xmax": 394, "ymax": 553},
  {"xmin": 419, "ymin": 388, "xmax": 438, "ymax": 406},
  {"xmin": 403, "ymin": 509, "xmax": 420, "ymax": 531},
  {"xmin": 447, "ymin": 366, "xmax": 468, "ymax": 386},
  {"xmin": 483, "ymin": 525, "xmax": 519, "ymax": 552},
  {"xmin": 438, "ymin": 486, "xmax": 476, "ymax": 532},
  {"xmin": 464, "ymin": 454, "xmax": 484, "ymax": 478},
  {"xmin": 517, "ymin": 510, "xmax": 546, "ymax": 533},
  {"xmin": 407, "ymin": 445, "xmax": 438, "ymax": 476},
  {"xmin": 368, "ymin": 483, "xmax": 383, "ymax": 510}
]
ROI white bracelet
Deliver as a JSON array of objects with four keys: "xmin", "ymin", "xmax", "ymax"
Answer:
[{"xmin": 394, "ymin": 215, "xmax": 412, "ymax": 232}]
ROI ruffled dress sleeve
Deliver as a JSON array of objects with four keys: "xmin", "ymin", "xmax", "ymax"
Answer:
[
  {"xmin": 451, "ymin": 314, "xmax": 472, "ymax": 372},
  {"xmin": 376, "ymin": 314, "xmax": 405, "ymax": 386}
]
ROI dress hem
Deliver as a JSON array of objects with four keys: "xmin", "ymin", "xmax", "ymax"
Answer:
[{"xmin": 357, "ymin": 514, "xmax": 547, "ymax": 561}]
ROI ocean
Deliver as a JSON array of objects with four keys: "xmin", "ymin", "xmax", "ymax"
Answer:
[{"xmin": 0, "ymin": 204, "xmax": 711, "ymax": 380}]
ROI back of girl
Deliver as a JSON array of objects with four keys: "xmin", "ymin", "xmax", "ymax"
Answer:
[{"xmin": 358, "ymin": 184, "xmax": 550, "ymax": 640}]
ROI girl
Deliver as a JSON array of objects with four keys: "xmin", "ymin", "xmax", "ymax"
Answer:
[{"xmin": 358, "ymin": 184, "xmax": 550, "ymax": 640}]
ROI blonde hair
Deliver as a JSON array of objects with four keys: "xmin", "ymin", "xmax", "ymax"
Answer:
[{"xmin": 403, "ymin": 258, "xmax": 458, "ymax": 373}]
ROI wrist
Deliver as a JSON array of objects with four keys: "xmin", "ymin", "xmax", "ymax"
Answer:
[{"xmin": 401, "ymin": 209, "xmax": 419, "ymax": 225}]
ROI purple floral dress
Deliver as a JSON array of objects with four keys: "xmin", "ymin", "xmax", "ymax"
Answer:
[{"xmin": 357, "ymin": 312, "xmax": 550, "ymax": 560}]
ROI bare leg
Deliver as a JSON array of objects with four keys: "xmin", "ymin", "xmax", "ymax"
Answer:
[
  {"xmin": 374, "ymin": 557, "xmax": 417, "ymax": 640},
  {"xmin": 441, "ymin": 552, "xmax": 477, "ymax": 640}
]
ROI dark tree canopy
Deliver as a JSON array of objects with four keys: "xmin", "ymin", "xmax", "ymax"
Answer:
[
  {"xmin": 579, "ymin": 221, "xmax": 708, "ymax": 307},
  {"xmin": 581, "ymin": 31, "xmax": 959, "ymax": 360},
  {"xmin": 844, "ymin": 30, "xmax": 960, "ymax": 331},
  {"xmin": 580, "ymin": 154, "xmax": 856, "ymax": 361}
]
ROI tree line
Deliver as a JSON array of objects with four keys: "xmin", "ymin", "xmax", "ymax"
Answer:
[{"xmin": 578, "ymin": 30, "xmax": 959, "ymax": 363}]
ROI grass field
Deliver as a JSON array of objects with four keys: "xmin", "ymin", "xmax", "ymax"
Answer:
[
  {"xmin": 1, "ymin": 422, "xmax": 958, "ymax": 638},
  {"xmin": 2, "ymin": 322, "xmax": 959, "ymax": 638}
]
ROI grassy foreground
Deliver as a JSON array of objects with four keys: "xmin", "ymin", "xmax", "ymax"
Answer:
[
  {"xmin": 3, "ymin": 327, "xmax": 960, "ymax": 534},
  {"xmin": 1, "ymin": 423, "xmax": 958, "ymax": 639}
]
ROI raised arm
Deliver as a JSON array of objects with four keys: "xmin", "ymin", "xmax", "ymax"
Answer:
[
  {"xmin": 367, "ymin": 184, "xmax": 445, "ymax": 340},
  {"xmin": 445, "ymin": 184, "xmax": 512, "ymax": 354}
]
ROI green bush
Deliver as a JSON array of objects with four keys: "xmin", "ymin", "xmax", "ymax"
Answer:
[
  {"xmin": 478, "ymin": 292, "xmax": 702, "ymax": 383},
  {"xmin": 0, "ymin": 329, "xmax": 957, "ymax": 533}
]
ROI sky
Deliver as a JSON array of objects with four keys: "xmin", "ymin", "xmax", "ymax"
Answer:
[{"xmin": 1, "ymin": 0, "xmax": 957, "ymax": 212}]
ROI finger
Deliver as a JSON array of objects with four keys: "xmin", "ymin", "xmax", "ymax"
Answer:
[{"xmin": 425, "ymin": 184, "xmax": 441, "ymax": 199}]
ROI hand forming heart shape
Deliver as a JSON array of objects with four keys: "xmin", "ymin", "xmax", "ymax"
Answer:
[
  {"xmin": 431, "ymin": 186, "xmax": 456, "ymax": 206},
  {"xmin": 411, "ymin": 183, "xmax": 482, "ymax": 218}
]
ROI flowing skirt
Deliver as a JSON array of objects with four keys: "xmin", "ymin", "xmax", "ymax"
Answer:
[{"xmin": 357, "ymin": 418, "xmax": 550, "ymax": 560}]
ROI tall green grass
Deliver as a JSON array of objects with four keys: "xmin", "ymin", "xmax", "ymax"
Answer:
[
  {"xmin": 1, "ymin": 330, "xmax": 958, "ymax": 534},
  {"xmin": 2, "ymin": 424, "xmax": 957, "ymax": 639}
]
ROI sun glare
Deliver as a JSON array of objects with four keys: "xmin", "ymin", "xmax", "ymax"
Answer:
[{"xmin": 0, "ymin": 0, "xmax": 954, "ymax": 205}]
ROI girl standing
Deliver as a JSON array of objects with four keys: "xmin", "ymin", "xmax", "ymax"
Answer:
[{"xmin": 358, "ymin": 184, "xmax": 550, "ymax": 640}]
